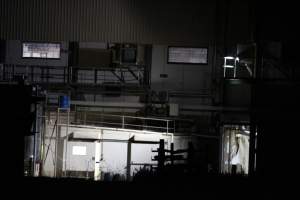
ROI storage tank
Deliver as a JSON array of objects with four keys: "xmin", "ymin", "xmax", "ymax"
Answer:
[{"xmin": 59, "ymin": 95, "xmax": 70, "ymax": 108}]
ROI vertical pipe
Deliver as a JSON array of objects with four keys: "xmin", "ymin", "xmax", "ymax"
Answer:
[
  {"xmin": 41, "ymin": 68, "xmax": 44, "ymax": 83},
  {"xmin": 3, "ymin": 64, "xmax": 6, "ymax": 80},
  {"xmin": 166, "ymin": 120, "xmax": 169, "ymax": 134},
  {"xmin": 94, "ymin": 138, "xmax": 101, "ymax": 181},
  {"xmin": 31, "ymin": 66, "xmax": 34, "ymax": 82},
  {"xmin": 170, "ymin": 143, "xmax": 174, "ymax": 166},
  {"xmin": 228, "ymin": 126, "xmax": 231, "ymax": 173},
  {"xmin": 220, "ymin": 126, "xmax": 224, "ymax": 174},
  {"xmin": 74, "ymin": 105, "xmax": 77, "ymax": 123},
  {"xmin": 158, "ymin": 139, "xmax": 165, "ymax": 174},
  {"xmin": 64, "ymin": 108, "xmax": 70, "ymax": 177},
  {"xmin": 234, "ymin": 59, "xmax": 237, "ymax": 78},
  {"xmin": 86, "ymin": 160, "xmax": 89, "ymax": 179},
  {"xmin": 12, "ymin": 64, "xmax": 15, "ymax": 79},
  {"xmin": 46, "ymin": 68, "xmax": 49, "ymax": 83},
  {"xmin": 126, "ymin": 139, "xmax": 132, "ymax": 181},
  {"xmin": 33, "ymin": 102, "xmax": 37, "ymax": 176},
  {"xmin": 54, "ymin": 108, "xmax": 59, "ymax": 177},
  {"xmin": 41, "ymin": 104, "xmax": 46, "ymax": 176},
  {"xmin": 223, "ymin": 58, "xmax": 226, "ymax": 78},
  {"xmin": 100, "ymin": 130, "xmax": 104, "ymax": 161},
  {"xmin": 63, "ymin": 67, "xmax": 66, "ymax": 84},
  {"xmin": 94, "ymin": 69, "xmax": 97, "ymax": 84},
  {"xmin": 249, "ymin": 123, "xmax": 256, "ymax": 176},
  {"xmin": 173, "ymin": 120, "xmax": 175, "ymax": 134}
]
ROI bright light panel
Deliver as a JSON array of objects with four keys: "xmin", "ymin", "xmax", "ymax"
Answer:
[
  {"xmin": 168, "ymin": 47, "xmax": 208, "ymax": 64},
  {"xmin": 72, "ymin": 146, "xmax": 87, "ymax": 155},
  {"xmin": 22, "ymin": 43, "xmax": 61, "ymax": 59}
]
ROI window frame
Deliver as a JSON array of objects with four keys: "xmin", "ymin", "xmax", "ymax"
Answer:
[
  {"xmin": 167, "ymin": 46, "xmax": 208, "ymax": 65},
  {"xmin": 21, "ymin": 41, "xmax": 61, "ymax": 60},
  {"xmin": 72, "ymin": 146, "xmax": 87, "ymax": 156}
]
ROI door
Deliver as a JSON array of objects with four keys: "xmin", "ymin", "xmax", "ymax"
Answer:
[{"xmin": 221, "ymin": 125, "xmax": 250, "ymax": 174}]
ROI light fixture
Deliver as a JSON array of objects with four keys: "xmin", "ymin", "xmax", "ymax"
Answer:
[
  {"xmin": 223, "ymin": 65, "xmax": 234, "ymax": 68},
  {"xmin": 224, "ymin": 56, "xmax": 235, "ymax": 60},
  {"xmin": 223, "ymin": 56, "xmax": 239, "ymax": 78}
]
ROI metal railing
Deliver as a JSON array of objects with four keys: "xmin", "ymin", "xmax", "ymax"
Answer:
[
  {"xmin": 54, "ymin": 111, "xmax": 176, "ymax": 134},
  {"xmin": 0, "ymin": 64, "xmax": 144, "ymax": 85}
]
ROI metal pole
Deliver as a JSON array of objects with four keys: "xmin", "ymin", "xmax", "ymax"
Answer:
[
  {"xmin": 126, "ymin": 139, "xmax": 132, "ymax": 181},
  {"xmin": 220, "ymin": 127, "xmax": 224, "ymax": 174},
  {"xmin": 63, "ymin": 67, "xmax": 66, "ymax": 84},
  {"xmin": 122, "ymin": 116, "xmax": 125, "ymax": 129},
  {"xmin": 234, "ymin": 59, "xmax": 237, "ymax": 78},
  {"xmin": 158, "ymin": 139, "xmax": 165, "ymax": 174},
  {"xmin": 170, "ymin": 143, "xmax": 174, "ymax": 166},
  {"xmin": 2, "ymin": 64, "xmax": 5, "ymax": 80},
  {"xmin": 41, "ymin": 106, "xmax": 46, "ymax": 176},
  {"xmin": 173, "ymin": 120, "xmax": 175, "ymax": 134},
  {"xmin": 224, "ymin": 58, "xmax": 227, "ymax": 78},
  {"xmin": 65, "ymin": 108, "xmax": 70, "ymax": 177},
  {"xmin": 249, "ymin": 123, "xmax": 256, "ymax": 176},
  {"xmin": 228, "ymin": 126, "xmax": 231, "ymax": 173},
  {"xmin": 54, "ymin": 108, "xmax": 60, "ymax": 177},
  {"xmin": 166, "ymin": 121, "xmax": 169, "ymax": 134},
  {"xmin": 33, "ymin": 102, "xmax": 37, "ymax": 177},
  {"xmin": 86, "ymin": 160, "xmax": 89, "ymax": 179}
]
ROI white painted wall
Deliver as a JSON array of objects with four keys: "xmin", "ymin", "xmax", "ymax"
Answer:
[
  {"xmin": 42, "ymin": 124, "xmax": 176, "ymax": 179},
  {"xmin": 66, "ymin": 141, "xmax": 95, "ymax": 172},
  {"xmin": 101, "ymin": 142, "xmax": 128, "ymax": 176}
]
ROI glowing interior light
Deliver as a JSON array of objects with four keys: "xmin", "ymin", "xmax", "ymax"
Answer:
[
  {"xmin": 223, "ymin": 65, "xmax": 234, "ymax": 68},
  {"xmin": 224, "ymin": 56, "xmax": 235, "ymax": 60},
  {"xmin": 235, "ymin": 57, "xmax": 240, "ymax": 61},
  {"xmin": 72, "ymin": 146, "xmax": 87, "ymax": 155}
]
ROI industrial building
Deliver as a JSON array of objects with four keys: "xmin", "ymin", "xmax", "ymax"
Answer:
[{"xmin": 0, "ymin": 0, "xmax": 298, "ymax": 197}]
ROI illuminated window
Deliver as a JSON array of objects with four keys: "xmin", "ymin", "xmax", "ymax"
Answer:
[
  {"xmin": 168, "ymin": 47, "xmax": 208, "ymax": 64},
  {"xmin": 72, "ymin": 146, "xmax": 87, "ymax": 155},
  {"xmin": 22, "ymin": 42, "xmax": 61, "ymax": 59}
]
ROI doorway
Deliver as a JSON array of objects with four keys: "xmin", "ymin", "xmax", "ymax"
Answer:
[{"xmin": 221, "ymin": 125, "xmax": 250, "ymax": 175}]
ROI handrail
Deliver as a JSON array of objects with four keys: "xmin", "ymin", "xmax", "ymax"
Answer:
[
  {"xmin": 78, "ymin": 112, "xmax": 174, "ymax": 122},
  {"xmin": 0, "ymin": 64, "xmax": 145, "ymax": 84},
  {"xmin": 55, "ymin": 111, "xmax": 176, "ymax": 134}
]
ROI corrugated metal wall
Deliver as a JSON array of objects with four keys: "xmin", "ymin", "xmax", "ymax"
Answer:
[{"xmin": 0, "ymin": 0, "xmax": 215, "ymax": 44}]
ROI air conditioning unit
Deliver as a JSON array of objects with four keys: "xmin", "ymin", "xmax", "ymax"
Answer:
[
  {"xmin": 110, "ymin": 43, "xmax": 139, "ymax": 65},
  {"xmin": 121, "ymin": 44, "xmax": 137, "ymax": 64}
]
